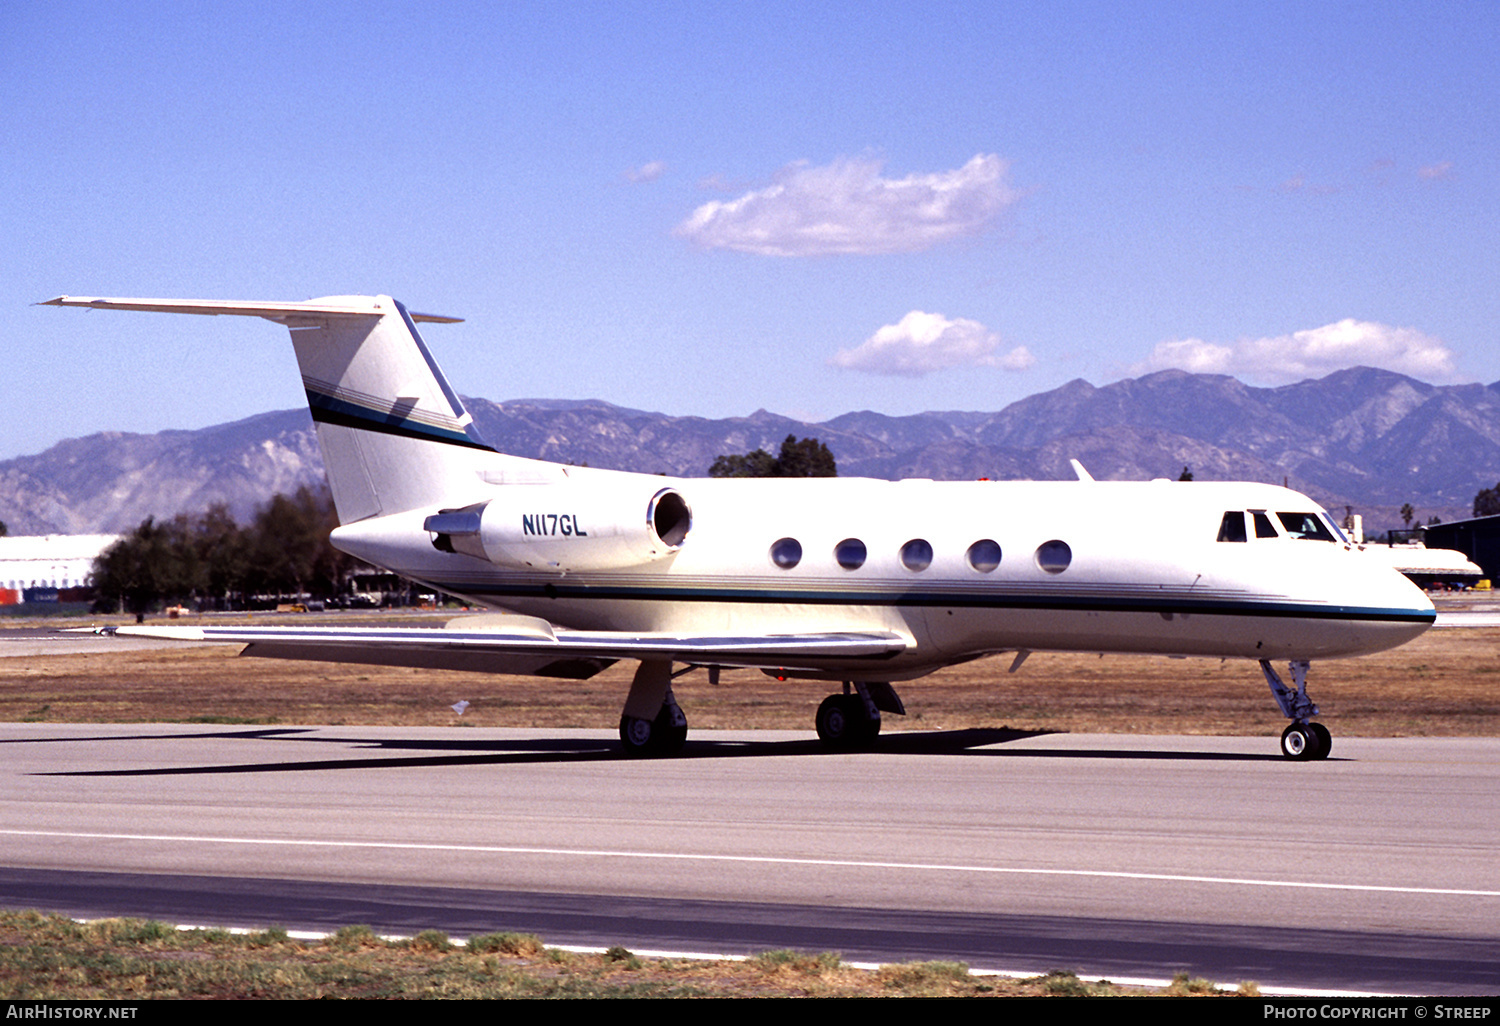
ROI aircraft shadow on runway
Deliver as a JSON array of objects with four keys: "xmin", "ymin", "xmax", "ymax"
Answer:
[{"xmin": 22, "ymin": 725, "xmax": 1282, "ymax": 778}]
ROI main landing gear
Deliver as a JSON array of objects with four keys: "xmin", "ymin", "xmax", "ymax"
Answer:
[
  {"xmin": 614, "ymin": 665, "xmax": 909, "ymax": 757},
  {"xmin": 1261, "ymin": 659, "xmax": 1332, "ymax": 761},
  {"xmin": 619, "ymin": 700, "xmax": 687, "ymax": 758},
  {"xmin": 618, "ymin": 659, "xmax": 688, "ymax": 758},
  {"xmin": 815, "ymin": 681, "xmax": 905, "ymax": 750}
]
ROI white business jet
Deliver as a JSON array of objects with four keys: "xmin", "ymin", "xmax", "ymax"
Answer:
[{"xmin": 44, "ymin": 294, "xmax": 1436, "ymax": 760}]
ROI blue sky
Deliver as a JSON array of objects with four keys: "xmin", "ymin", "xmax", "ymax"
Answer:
[{"xmin": 5, "ymin": 1, "xmax": 1496, "ymax": 460}]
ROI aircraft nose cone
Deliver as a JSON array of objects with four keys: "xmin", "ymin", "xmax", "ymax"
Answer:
[{"xmin": 1350, "ymin": 563, "xmax": 1435, "ymax": 654}]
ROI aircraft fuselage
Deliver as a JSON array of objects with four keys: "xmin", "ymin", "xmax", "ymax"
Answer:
[{"xmin": 331, "ymin": 469, "xmax": 1435, "ymax": 681}]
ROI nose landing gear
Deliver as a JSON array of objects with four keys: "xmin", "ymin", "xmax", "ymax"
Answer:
[{"xmin": 1262, "ymin": 659, "xmax": 1332, "ymax": 761}]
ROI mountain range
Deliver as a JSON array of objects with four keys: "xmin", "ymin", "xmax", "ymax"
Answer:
[{"xmin": 3, "ymin": 366, "xmax": 1498, "ymax": 536}]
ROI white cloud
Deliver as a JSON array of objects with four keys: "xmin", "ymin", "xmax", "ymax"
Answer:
[
  {"xmin": 675, "ymin": 154, "xmax": 1016, "ymax": 256},
  {"xmin": 1139, "ymin": 319, "xmax": 1458, "ymax": 383},
  {"xmin": 1418, "ymin": 160, "xmax": 1454, "ymax": 181},
  {"xmin": 624, "ymin": 160, "xmax": 667, "ymax": 183},
  {"xmin": 829, "ymin": 311, "xmax": 1035, "ymax": 377}
]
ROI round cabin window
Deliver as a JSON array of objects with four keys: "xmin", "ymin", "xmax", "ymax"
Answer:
[
  {"xmin": 900, "ymin": 538, "xmax": 933, "ymax": 572},
  {"xmin": 770, "ymin": 537, "xmax": 802, "ymax": 569},
  {"xmin": 966, "ymin": 539, "xmax": 1001, "ymax": 572},
  {"xmin": 1035, "ymin": 539, "xmax": 1072, "ymax": 574},
  {"xmin": 835, "ymin": 538, "xmax": 867, "ymax": 570}
]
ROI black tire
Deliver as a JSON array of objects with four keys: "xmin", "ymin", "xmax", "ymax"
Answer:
[
  {"xmin": 815, "ymin": 695, "xmax": 851, "ymax": 747},
  {"xmin": 816, "ymin": 694, "xmax": 878, "ymax": 750},
  {"xmin": 1281, "ymin": 723, "xmax": 1321, "ymax": 761},
  {"xmin": 654, "ymin": 708, "xmax": 688, "ymax": 758},
  {"xmin": 1309, "ymin": 722, "xmax": 1332, "ymax": 760},
  {"xmin": 618, "ymin": 705, "xmax": 688, "ymax": 758},
  {"xmin": 619, "ymin": 714, "xmax": 657, "ymax": 758}
]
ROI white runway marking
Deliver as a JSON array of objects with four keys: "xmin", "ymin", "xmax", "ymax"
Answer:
[{"xmin": 6, "ymin": 828, "xmax": 1497, "ymax": 898}]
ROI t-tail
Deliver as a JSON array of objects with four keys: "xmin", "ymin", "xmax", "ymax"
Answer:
[{"xmin": 41, "ymin": 294, "xmax": 519, "ymax": 523}]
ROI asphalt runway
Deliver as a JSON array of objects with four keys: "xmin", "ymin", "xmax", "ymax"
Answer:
[{"xmin": 1, "ymin": 723, "xmax": 1497, "ymax": 995}]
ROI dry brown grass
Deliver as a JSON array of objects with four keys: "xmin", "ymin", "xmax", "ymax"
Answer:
[
  {"xmin": 0, "ymin": 910, "xmax": 1169, "ymax": 998},
  {"xmin": 3, "ymin": 607, "xmax": 1496, "ymax": 736}
]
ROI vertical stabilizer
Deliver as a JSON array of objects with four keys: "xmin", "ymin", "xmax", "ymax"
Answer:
[
  {"xmin": 42, "ymin": 294, "xmax": 502, "ymax": 523},
  {"xmin": 287, "ymin": 295, "xmax": 496, "ymax": 521}
]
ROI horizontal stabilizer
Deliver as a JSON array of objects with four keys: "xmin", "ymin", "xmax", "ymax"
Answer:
[
  {"xmin": 47, "ymin": 290, "xmax": 484, "ymax": 521},
  {"xmin": 39, "ymin": 296, "xmax": 461, "ymax": 324}
]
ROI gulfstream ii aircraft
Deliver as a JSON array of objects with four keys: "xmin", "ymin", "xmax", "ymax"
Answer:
[{"xmin": 45, "ymin": 294, "xmax": 1436, "ymax": 760}]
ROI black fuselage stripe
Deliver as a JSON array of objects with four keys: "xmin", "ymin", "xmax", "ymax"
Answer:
[
  {"xmin": 424, "ymin": 580, "xmax": 1434, "ymax": 624},
  {"xmin": 308, "ymin": 399, "xmax": 497, "ymax": 451}
]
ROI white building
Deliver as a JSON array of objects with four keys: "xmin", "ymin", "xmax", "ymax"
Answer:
[{"xmin": 0, "ymin": 534, "xmax": 121, "ymax": 603}]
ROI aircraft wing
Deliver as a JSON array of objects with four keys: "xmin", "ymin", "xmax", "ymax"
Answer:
[{"xmin": 102, "ymin": 624, "xmax": 910, "ymax": 680}]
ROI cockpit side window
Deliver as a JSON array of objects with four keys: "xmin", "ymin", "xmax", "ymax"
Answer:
[
  {"xmin": 1252, "ymin": 511, "xmax": 1279, "ymax": 538},
  {"xmin": 1277, "ymin": 512, "xmax": 1336, "ymax": 541},
  {"xmin": 1217, "ymin": 511, "xmax": 1247, "ymax": 542}
]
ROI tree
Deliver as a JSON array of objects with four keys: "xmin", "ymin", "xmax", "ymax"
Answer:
[
  {"xmin": 0, "ymin": 520, "xmax": 7, "ymax": 537},
  {"xmin": 708, "ymin": 448, "xmax": 778, "ymax": 478},
  {"xmin": 247, "ymin": 486, "xmax": 349, "ymax": 598},
  {"xmin": 1475, "ymin": 482, "xmax": 1500, "ymax": 518},
  {"xmin": 90, "ymin": 486, "xmax": 354, "ymax": 613},
  {"xmin": 92, "ymin": 516, "xmax": 202, "ymax": 615},
  {"xmin": 1177, "ymin": 466, "xmax": 1194, "ymax": 482},
  {"xmin": 195, "ymin": 503, "xmax": 251, "ymax": 608},
  {"xmin": 774, "ymin": 435, "xmax": 837, "ymax": 477},
  {"xmin": 709, "ymin": 435, "xmax": 837, "ymax": 478},
  {"xmin": 1400, "ymin": 503, "xmax": 1415, "ymax": 528}
]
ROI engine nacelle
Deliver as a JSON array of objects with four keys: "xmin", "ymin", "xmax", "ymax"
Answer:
[{"xmin": 424, "ymin": 483, "xmax": 691, "ymax": 572}]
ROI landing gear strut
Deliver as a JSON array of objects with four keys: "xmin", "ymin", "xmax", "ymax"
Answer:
[
  {"xmin": 814, "ymin": 681, "xmax": 904, "ymax": 750},
  {"xmin": 618, "ymin": 660, "xmax": 688, "ymax": 758},
  {"xmin": 1262, "ymin": 659, "xmax": 1331, "ymax": 761}
]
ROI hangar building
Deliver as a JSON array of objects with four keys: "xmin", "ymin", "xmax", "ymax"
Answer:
[
  {"xmin": 1424, "ymin": 515, "xmax": 1500, "ymax": 587},
  {"xmin": 0, "ymin": 534, "xmax": 120, "ymax": 604}
]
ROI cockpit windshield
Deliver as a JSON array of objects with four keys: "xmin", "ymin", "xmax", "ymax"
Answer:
[
  {"xmin": 1276, "ymin": 512, "xmax": 1336, "ymax": 541},
  {"xmin": 1217, "ymin": 509, "xmax": 1343, "ymax": 543}
]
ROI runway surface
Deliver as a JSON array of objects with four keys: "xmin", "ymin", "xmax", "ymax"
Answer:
[
  {"xmin": 1, "ymin": 723, "xmax": 1497, "ymax": 995},
  {"xmin": 0, "ymin": 626, "xmax": 223, "ymax": 657}
]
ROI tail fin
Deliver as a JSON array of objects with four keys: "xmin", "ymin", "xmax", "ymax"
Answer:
[{"xmin": 42, "ymin": 294, "xmax": 499, "ymax": 522}]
